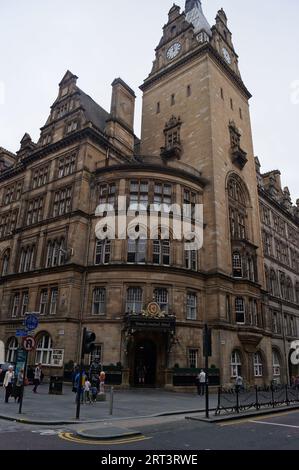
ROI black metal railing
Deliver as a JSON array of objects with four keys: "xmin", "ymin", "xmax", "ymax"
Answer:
[{"xmin": 215, "ymin": 385, "xmax": 299, "ymax": 415}]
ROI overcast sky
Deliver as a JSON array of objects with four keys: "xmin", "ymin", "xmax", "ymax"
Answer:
[{"xmin": 0, "ymin": 0, "xmax": 298, "ymax": 201}]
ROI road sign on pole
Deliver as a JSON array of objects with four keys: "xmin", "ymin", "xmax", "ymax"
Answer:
[
  {"xmin": 25, "ymin": 314, "xmax": 39, "ymax": 331},
  {"xmin": 18, "ymin": 350, "xmax": 28, "ymax": 415},
  {"xmin": 22, "ymin": 336, "xmax": 36, "ymax": 352},
  {"xmin": 16, "ymin": 330, "xmax": 28, "ymax": 338}
]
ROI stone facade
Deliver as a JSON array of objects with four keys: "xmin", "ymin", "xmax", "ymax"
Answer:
[{"xmin": 0, "ymin": 2, "xmax": 298, "ymax": 389}]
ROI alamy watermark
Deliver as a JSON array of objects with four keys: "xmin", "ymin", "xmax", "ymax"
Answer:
[{"xmin": 94, "ymin": 197, "xmax": 204, "ymax": 251}]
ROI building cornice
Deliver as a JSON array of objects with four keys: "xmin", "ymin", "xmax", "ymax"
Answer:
[
  {"xmin": 95, "ymin": 162, "xmax": 208, "ymax": 187},
  {"xmin": 140, "ymin": 42, "xmax": 252, "ymax": 100},
  {"xmin": 259, "ymin": 186, "xmax": 299, "ymax": 227},
  {"xmin": 0, "ymin": 127, "xmax": 128, "ymax": 184},
  {"xmin": 0, "ymin": 263, "xmax": 263, "ymax": 289}
]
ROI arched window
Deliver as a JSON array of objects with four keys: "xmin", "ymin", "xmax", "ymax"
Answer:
[
  {"xmin": 95, "ymin": 239, "xmax": 111, "ymax": 265},
  {"xmin": 232, "ymin": 252, "xmax": 242, "ymax": 278},
  {"xmin": 265, "ymin": 266, "xmax": 270, "ymax": 292},
  {"xmin": 270, "ymin": 270, "xmax": 278, "ymax": 297},
  {"xmin": 253, "ymin": 352, "xmax": 263, "ymax": 377},
  {"xmin": 35, "ymin": 334, "xmax": 53, "ymax": 365},
  {"xmin": 228, "ymin": 175, "xmax": 248, "ymax": 241},
  {"xmin": 6, "ymin": 337, "xmax": 18, "ymax": 363},
  {"xmin": 280, "ymin": 273, "xmax": 286, "ymax": 299},
  {"xmin": 231, "ymin": 350, "xmax": 242, "ymax": 378},
  {"xmin": 46, "ymin": 238, "xmax": 65, "ymax": 268},
  {"xmin": 2, "ymin": 249, "xmax": 10, "ymax": 276},
  {"xmin": 286, "ymin": 277, "xmax": 294, "ymax": 302},
  {"xmin": 246, "ymin": 256, "xmax": 255, "ymax": 282},
  {"xmin": 19, "ymin": 245, "xmax": 35, "ymax": 273},
  {"xmin": 235, "ymin": 297, "xmax": 245, "ymax": 324},
  {"xmin": 126, "ymin": 287, "xmax": 143, "ymax": 314},
  {"xmin": 272, "ymin": 350, "xmax": 281, "ymax": 378},
  {"xmin": 296, "ymin": 283, "xmax": 299, "ymax": 305}
]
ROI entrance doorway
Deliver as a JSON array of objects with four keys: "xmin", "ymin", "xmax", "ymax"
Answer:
[{"xmin": 134, "ymin": 339, "xmax": 157, "ymax": 386}]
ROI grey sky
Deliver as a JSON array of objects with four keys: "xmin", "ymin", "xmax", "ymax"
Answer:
[{"xmin": 0, "ymin": 0, "xmax": 298, "ymax": 200}]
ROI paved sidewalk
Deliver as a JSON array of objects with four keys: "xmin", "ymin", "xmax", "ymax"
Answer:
[{"xmin": 0, "ymin": 384, "xmax": 218, "ymax": 424}]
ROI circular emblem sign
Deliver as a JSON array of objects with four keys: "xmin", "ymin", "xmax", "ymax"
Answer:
[
  {"xmin": 25, "ymin": 314, "xmax": 39, "ymax": 331},
  {"xmin": 147, "ymin": 302, "xmax": 160, "ymax": 317},
  {"xmin": 22, "ymin": 336, "xmax": 36, "ymax": 352}
]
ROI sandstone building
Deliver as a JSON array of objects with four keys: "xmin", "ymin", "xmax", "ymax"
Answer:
[{"xmin": 0, "ymin": 1, "xmax": 298, "ymax": 388}]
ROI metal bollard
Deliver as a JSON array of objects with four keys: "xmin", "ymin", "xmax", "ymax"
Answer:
[{"xmin": 109, "ymin": 386, "xmax": 114, "ymax": 415}]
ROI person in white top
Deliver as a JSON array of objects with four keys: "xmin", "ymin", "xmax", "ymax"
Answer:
[
  {"xmin": 84, "ymin": 379, "xmax": 91, "ymax": 404},
  {"xmin": 196, "ymin": 369, "xmax": 206, "ymax": 396},
  {"xmin": 33, "ymin": 363, "xmax": 42, "ymax": 394},
  {"xmin": 3, "ymin": 366, "xmax": 15, "ymax": 403}
]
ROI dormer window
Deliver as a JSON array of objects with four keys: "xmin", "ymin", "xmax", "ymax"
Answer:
[
  {"xmin": 196, "ymin": 31, "xmax": 210, "ymax": 43},
  {"xmin": 42, "ymin": 134, "xmax": 52, "ymax": 146},
  {"xmin": 56, "ymin": 103, "xmax": 69, "ymax": 119},
  {"xmin": 66, "ymin": 121, "xmax": 78, "ymax": 134}
]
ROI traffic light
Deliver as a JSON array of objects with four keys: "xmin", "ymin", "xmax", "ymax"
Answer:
[{"xmin": 82, "ymin": 328, "xmax": 96, "ymax": 355}]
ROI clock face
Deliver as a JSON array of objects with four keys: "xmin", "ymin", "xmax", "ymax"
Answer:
[
  {"xmin": 166, "ymin": 42, "xmax": 182, "ymax": 61},
  {"xmin": 222, "ymin": 47, "xmax": 231, "ymax": 64}
]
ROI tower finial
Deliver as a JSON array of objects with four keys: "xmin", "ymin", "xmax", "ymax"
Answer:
[{"xmin": 185, "ymin": 0, "xmax": 212, "ymax": 37}]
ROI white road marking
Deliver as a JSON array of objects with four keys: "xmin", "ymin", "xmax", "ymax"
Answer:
[{"xmin": 250, "ymin": 420, "xmax": 299, "ymax": 429}]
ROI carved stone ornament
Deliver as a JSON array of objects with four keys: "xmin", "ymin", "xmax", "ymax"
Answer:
[{"xmin": 141, "ymin": 302, "xmax": 166, "ymax": 318}]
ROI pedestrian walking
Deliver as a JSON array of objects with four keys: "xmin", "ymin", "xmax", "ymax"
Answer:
[
  {"xmin": 235, "ymin": 375, "xmax": 244, "ymax": 392},
  {"xmin": 32, "ymin": 363, "xmax": 42, "ymax": 393},
  {"xmin": 3, "ymin": 365, "xmax": 15, "ymax": 403},
  {"xmin": 84, "ymin": 379, "xmax": 92, "ymax": 404},
  {"xmin": 196, "ymin": 369, "xmax": 206, "ymax": 396}
]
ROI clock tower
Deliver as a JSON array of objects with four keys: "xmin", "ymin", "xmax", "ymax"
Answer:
[{"xmin": 140, "ymin": 1, "xmax": 264, "ymax": 290}]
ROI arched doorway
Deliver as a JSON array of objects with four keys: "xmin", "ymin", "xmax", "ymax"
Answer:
[{"xmin": 134, "ymin": 339, "xmax": 157, "ymax": 386}]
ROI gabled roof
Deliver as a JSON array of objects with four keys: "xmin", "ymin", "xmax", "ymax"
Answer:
[
  {"xmin": 59, "ymin": 70, "xmax": 78, "ymax": 86},
  {"xmin": 78, "ymin": 88, "xmax": 110, "ymax": 132}
]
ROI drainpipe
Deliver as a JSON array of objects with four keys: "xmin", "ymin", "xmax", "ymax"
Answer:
[
  {"xmin": 281, "ymin": 300, "xmax": 290, "ymax": 385},
  {"xmin": 76, "ymin": 147, "xmax": 93, "ymax": 364}
]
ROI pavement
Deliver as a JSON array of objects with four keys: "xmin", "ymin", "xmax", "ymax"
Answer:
[
  {"xmin": 0, "ymin": 383, "xmax": 218, "ymax": 426},
  {"xmin": 1, "ymin": 408, "xmax": 299, "ymax": 450},
  {"xmin": 2, "ymin": 384, "xmax": 299, "ymax": 443}
]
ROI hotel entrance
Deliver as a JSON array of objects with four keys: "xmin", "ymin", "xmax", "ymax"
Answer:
[
  {"xmin": 124, "ymin": 301, "xmax": 176, "ymax": 388},
  {"xmin": 134, "ymin": 339, "xmax": 157, "ymax": 386}
]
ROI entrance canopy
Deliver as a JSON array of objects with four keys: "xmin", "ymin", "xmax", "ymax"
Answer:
[
  {"xmin": 126, "ymin": 315, "xmax": 176, "ymax": 334},
  {"xmin": 124, "ymin": 301, "xmax": 176, "ymax": 335}
]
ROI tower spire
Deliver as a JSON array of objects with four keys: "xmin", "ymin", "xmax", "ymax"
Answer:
[{"xmin": 185, "ymin": 0, "xmax": 212, "ymax": 37}]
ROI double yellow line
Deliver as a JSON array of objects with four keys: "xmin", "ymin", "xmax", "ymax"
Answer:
[{"xmin": 58, "ymin": 432, "xmax": 151, "ymax": 446}]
